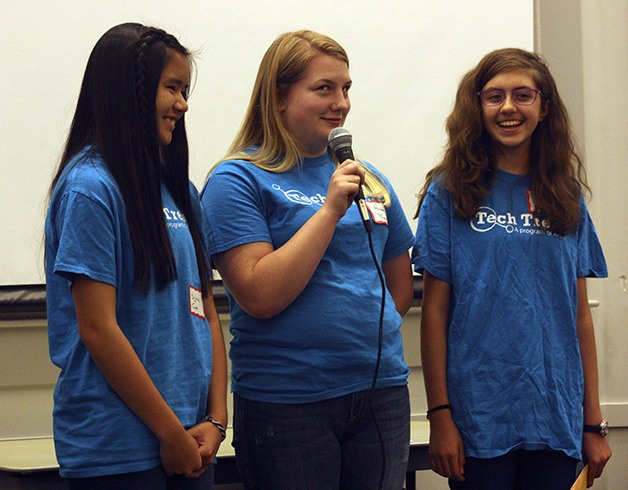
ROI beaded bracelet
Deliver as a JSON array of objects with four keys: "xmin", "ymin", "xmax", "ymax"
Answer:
[
  {"xmin": 202, "ymin": 415, "xmax": 227, "ymax": 441},
  {"xmin": 426, "ymin": 404, "xmax": 452, "ymax": 420}
]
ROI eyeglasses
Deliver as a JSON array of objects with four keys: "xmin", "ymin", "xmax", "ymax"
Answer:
[{"xmin": 477, "ymin": 87, "xmax": 542, "ymax": 107}]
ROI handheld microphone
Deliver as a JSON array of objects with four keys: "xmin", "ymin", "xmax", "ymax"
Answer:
[{"xmin": 328, "ymin": 127, "xmax": 372, "ymax": 232}]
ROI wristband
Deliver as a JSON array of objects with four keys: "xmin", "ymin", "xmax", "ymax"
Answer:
[
  {"xmin": 202, "ymin": 415, "xmax": 227, "ymax": 441},
  {"xmin": 426, "ymin": 404, "xmax": 452, "ymax": 420},
  {"xmin": 583, "ymin": 420, "xmax": 609, "ymax": 437}
]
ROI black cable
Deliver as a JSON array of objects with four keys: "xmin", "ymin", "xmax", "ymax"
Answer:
[{"xmin": 366, "ymin": 228, "xmax": 387, "ymax": 490}]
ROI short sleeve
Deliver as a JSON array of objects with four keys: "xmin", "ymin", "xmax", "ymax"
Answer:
[
  {"xmin": 381, "ymin": 180, "xmax": 414, "ymax": 261},
  {"xmin": 52, "ymin": 190, "xmax": 118, "ymax": 287},
  {"xmin": 200, "ymin": 161, "xmax": 273, "ymax": 256},
  {"xmin": 576, "ymin": 199, "xmax": 607, "ymax": 278},
  {"xmin": 411, "ymin": 182, "xmax": 452, "ymax": 283}
]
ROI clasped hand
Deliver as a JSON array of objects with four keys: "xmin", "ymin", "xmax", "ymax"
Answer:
[{"xmin": 160, "ymin": 422, "xmax": 222, "ymax": 478}]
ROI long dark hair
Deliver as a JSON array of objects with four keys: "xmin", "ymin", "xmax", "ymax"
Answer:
[
  {"xmin": 50, "ymin": 23, "xmax": 210, "ymax": 294},
  {"xmin": 416, "ymin": 48, "xmax": 588, "ymax": 236}
]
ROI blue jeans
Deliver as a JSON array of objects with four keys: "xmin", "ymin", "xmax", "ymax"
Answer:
[
  {"xmin": 66, "ymin": 464, "xmax": 214, "ymax": 490},
  {"xmin": 233, "ymin": 386, "xmax": 410, "ymax": 489},
  {"xmin": 448, "ymin": 449, "xmax": 579, "ymax": 490}
]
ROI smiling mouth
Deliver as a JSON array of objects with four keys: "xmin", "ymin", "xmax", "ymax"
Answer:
[
  {"xmin": 163, "ymin": 117, "xmax": 179, "ymax": 130},
  {"xmin": 498, "ymin": 120, "xmax": 522, "ymax": 128}
]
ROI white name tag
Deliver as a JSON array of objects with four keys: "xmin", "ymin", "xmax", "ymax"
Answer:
[
  {"xmin": 366, "ymin": 200, "xmax": 388, "ymax": 225},
  {"xmin": 189, "ymin": 285, "xmax": 205, "ymax": 319}
]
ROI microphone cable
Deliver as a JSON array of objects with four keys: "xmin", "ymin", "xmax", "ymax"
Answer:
[
  {"xmin": 365, "ymin": 223, "xmax": 387, "ymax": 490},
  {"xmin": 328, "ymin": 128, "xmax": 391, "ymax": 489}
]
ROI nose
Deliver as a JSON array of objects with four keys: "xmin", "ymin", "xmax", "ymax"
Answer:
[
  {"xmin": 500, "ymin": 93, "xmax": 517, "ymax": 112},
  {"xmin": 330, "ymin": 89, "xmax": 350, "ymax": 113},
  {"xmin": 175, "ymin": 94, "xmax": 189, "ymax": 113}
]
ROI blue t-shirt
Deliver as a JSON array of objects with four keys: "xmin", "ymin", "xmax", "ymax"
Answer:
[
  {"xmin": 412, "ymin": 169, "xmax": 607, "ymax": 459},
  {"xmin": 201, "ymin": 152, "xmax": 414, "ymax": 403},
  {"xmin": 45, "ymin": 149, "xmax": 213, "ymax": 477}
]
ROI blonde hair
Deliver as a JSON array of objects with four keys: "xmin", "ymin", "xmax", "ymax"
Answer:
[{"xmin": 217, "ymin": 30, "xmax": 390, "ymax": 204}]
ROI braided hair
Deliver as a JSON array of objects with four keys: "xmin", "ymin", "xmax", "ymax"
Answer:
[{"xmin": 51, "ymin": 23, "xmax": 210, "ymax": 295}]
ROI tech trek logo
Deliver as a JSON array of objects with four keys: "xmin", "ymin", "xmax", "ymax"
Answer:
[
  {"xmin": 272, "ymin": 184, "xmax": 326, "ymax": 206},
  {"xmin": 470, "ymin": 190, "xmax": 559, "ymax": 237},
  {"xmin": 163, "ymin": 207, "xmax": 188, "ymax": 229},
  {"xmin": 470, "ymin": 206, "xmax": 518, "ymax": 233}
]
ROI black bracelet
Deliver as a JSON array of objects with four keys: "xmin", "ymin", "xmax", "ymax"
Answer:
[
  {"xmin": 202, "ymin": 415, "xmax": 227, "ymax": 441},
  {"xmin": 426, "ymin": 404, "xmax": 452, "ymax": 419}
]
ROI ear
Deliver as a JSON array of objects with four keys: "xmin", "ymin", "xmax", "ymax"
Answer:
[
  {"xmin": 277, "ymin": 86, "xmax": 287, "ymax": 112},
  {"xmin": 539, "ymin": 102, "xmax": 549, "ymax": 122}
]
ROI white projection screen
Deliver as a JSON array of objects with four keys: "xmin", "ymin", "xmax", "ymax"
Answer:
[{"xmin": 0, "ymin": 0, "xmax": 533, "ymax": 285}]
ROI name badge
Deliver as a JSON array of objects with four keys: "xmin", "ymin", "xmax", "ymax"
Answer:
[
  {"xmin": 189, "ymin": 285, "xmax": 205, "ymax": 319},
  {"xmin": 366, "ymin": 200, "xmax": 388, "ymax": 225}
]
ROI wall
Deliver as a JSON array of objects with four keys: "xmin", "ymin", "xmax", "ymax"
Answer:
[
  {"xmin": 0, "ymin": 319, "xmax": 56, "ymax": 438},
  {"xmin": 0, "ymin": 306, "xmax": 424, "ymax": 437},
  {"xmin": 535, "ymin": 1, "xmax": 628, "ymax": 488},
  {"xmin": 0, "ymin": 306, "xmax": 438, "ymax": 490}
]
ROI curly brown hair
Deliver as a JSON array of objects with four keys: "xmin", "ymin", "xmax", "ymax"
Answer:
[{"xmin": 415, "ymin": 48, "xmax": 588, "ymax": 236}]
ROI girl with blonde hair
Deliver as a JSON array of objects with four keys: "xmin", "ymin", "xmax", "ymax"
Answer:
[{"xmin": 201, "ymin": 30, "xmax": 414, "ymax": 489}]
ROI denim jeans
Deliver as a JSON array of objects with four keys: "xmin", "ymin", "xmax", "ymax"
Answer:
[
  {"xmin": 66, "ymin": 464, "xmax": 214, "ymax": 490},
  {"xmin": 233, "ymin": 385, "xmax": 410, "ymax": 489},
  {"xmin": 448, "ymin": 449, "xmax": 579, "ymax": 490}
]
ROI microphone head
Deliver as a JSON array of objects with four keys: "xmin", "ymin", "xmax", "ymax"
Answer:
[{"xmin": 328, "ymin": 127, "xmax": 352, "ymax": 152}]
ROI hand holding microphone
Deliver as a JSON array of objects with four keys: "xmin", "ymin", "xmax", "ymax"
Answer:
[{"xmin": 328, "ymin": 127, "xmax": 372, "ymax": 232}]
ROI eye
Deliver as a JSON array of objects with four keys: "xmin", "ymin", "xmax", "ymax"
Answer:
[
  {"xmin": 316, "ymin": 84, "xmax": 331, "ymax": 92},
  {"xmin": 483, "ymin": 90, "xmax": 504, "ymax": 104},
  {"xmin": 513, "ymin": 89, "xmax": 534, "ymax": 102}
]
